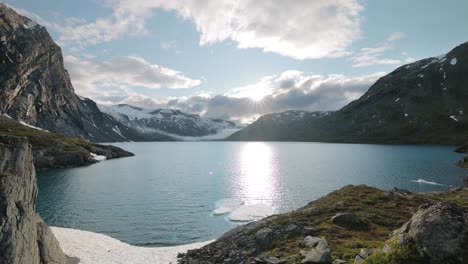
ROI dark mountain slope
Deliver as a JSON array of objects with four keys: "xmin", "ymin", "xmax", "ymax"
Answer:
[
  {"xmin": 229, "ymin": 42, "xmax": 468, "ymax": 144},
  {"xmin": 0, "ymin": 3, "xmax": 151, "ymax": 142}
]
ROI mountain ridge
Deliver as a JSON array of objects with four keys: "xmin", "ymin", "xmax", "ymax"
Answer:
[{"xmin": 228, "ymin": 41, "xmax": 468, "ymax": 145}]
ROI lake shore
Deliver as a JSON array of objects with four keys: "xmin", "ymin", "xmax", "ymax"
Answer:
[{"xmin": 51, "ymin": 227, "xmax": 213, "ymax": 264}]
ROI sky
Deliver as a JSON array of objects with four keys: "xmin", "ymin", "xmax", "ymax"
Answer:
[{"xmin": 4, "ymin": 0, "xmax": 468, "ymax": 123}]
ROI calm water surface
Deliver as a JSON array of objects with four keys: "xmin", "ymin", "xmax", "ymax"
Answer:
[{"xmin": 37, "ymin": 142, "xmax": 465, "ymax": 246}]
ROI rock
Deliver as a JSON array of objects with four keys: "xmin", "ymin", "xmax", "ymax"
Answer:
[
  {"xmin": 333, "ymin": 260, "xmax": 347, "ymax": 264},
  {"xmin": 302, "ymin": 227, "xmax": 319, "ymax": 236},
  {"xmin": 284, "ymin": 223, "xmax": 302, "ymax": 235},
  {"xmin": 331, "ymin": 212, "xmax": 363, "ymax": 229},
  {"xmin": 384, "ymin": 202, "xmax": 468, "ymax": 264},
  {"xmin": 0, "ymin": 136, "xmax": 66, "ymax": 264},
  {"xmin": 353, "ymin": 255, "xmax": 365, "ymax": 264},
  {"xmin": 300, "ymin": 236, "xmax": 332, "ymax": 264},
  {"xmin": 255, "ymin": 228, "xmax": 276, "ymax": 249},
  {"xmin": 335, "ymin": 201, "xmax": 348, "ymax": 207},
  {"xmin": 303, "ymin": 236, "xmax": 324, "ymax": 248},
  {"xmin": 255, "ymin": 256, "xmax": 286, "ymax": 264},
  {"xmin": 359, "ymin": 248, "xmax": 372, "ymax": 259}
]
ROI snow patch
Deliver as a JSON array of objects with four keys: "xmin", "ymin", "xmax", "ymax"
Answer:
[
  {"xmin": 19, "ymin": 121, "xmax": 49, "ymax": 132},
  {"xmin": 394, "ymin": 98, "xmax": 400, "ymax": 102},
  {"xmin": 229, "ymin": 204, "xmax": 275, "ymax": 222},
  {"xmin": 450, "ymin": 115, "xmax": 459, "ymax": 122},
  {"xmin": 90, "ymin": 153, "xmax": 107, "ymax": 161},
  {"xmin": 51, "ymin": 227, "xmax": 213, "ymax": 264},
  {"xmin": 404, "ymin": 113, "xmax": 409, "ymax": 117},
  {"xmin": 411, "ymin": 179, "xmax": 445, "ymax": 186},
  {"xmin": 24, "ymin": 19, "xmax": 38, "ymax": 29},
  {"xmin": 450, "ymin": 58, "xmax": 457, "ymax": 65}
]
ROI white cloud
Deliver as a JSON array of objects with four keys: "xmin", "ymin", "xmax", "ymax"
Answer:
[
  {"xmin": 64, "ymin": 56, "xmax": 201, "ymax": 98},
  {"xmin": 55, "ymin": 0, "xmax": 364, "ymax": 59},
  {"xmin": 352, "ymin": 32, "xmax": 406, "ymax": 67},
  {"xmin": 90, "ymin": 70, "xmax": 384, "ymax": 123}
]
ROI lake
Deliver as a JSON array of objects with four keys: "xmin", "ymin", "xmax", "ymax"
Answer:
[{"xmin": 36, "ymin": 142, "xmax": 465, "ymax": 246}]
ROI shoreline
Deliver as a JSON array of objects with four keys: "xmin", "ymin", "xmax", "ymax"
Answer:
[{"xmin": 51, "ymin": 227, "xmax": 214, "ymax": 264}]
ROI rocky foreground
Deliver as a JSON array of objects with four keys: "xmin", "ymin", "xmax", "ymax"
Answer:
[
  {"xmin": 179, "ymin": 185, "xmax": 468, "ymax": 264},
  {"xmin": 0, "ymin": 135, "xmax": 67, "ymax": 263}
]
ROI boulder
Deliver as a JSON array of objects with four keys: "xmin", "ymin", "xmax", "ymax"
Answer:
[
  {"xmin": 284, "ymin": 223, "xmax": 302, "ymax": 235},
  {"xmin": 384, "ymin": 202, "xmax": 468, "ymax": 264},
  {"xmin": 0, "ymin": 136, "xmax": 66, "ymax": 264},
  {"xmin": 300, "ymin": 236, "xmax": 332, "ymax": 263},
  {"xmin": 331, "ymin": 212, "xmax": 362, "ymax": 229},
  {"xmin": 255, "ymin": 228, "xmax": 276, "ymax": 249}
]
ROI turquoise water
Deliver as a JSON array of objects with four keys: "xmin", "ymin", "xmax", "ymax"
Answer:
[{"xmin": 37, "ymin": 142, "xmax": 465, "ymax": 246}]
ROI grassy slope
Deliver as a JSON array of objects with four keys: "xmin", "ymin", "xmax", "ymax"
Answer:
[
  {"xmin": 0, "ymin": 116, "xmax": 133, "ymax": 170},
  {"xmin": 183, "ymin": 185, "xmax": 468, "ymax": 263},
  {"xmin": 273, "ymin": 185, "xmax": 467, "ymax": 263}
]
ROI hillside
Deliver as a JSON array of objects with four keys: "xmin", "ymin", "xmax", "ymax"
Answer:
[
  {"xmin": 229, "ymin": 41, "xmax": 468, "ymax": 145},
  {"xmin": 179, "ymin": 185, "xmax": 468, "ymax": 264},
  {"xmin": 0, "ymin": 115, "xmax": 133, "ymax": 170}
]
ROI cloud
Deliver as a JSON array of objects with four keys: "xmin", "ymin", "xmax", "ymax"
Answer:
[
  {"xmin": 351, "ymin": 32, "xmax": 406, "ymax": 67},
  {"xmin": 89, "ymin": 70, "xmax": 384, "ymax": 123},
  {"xmin": 64, "ymin": 56, "xmax": 201, "ymax": 98},
  {"xmin": 55, "ymin": 0, "xmax": 364, "ymax": 59}
]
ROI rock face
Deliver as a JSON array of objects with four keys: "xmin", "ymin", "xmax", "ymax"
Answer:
[
  {"xmin": 0, "ymin": 3, "xmax": 160, "ymax": 142},
  {"xmin": 0, "ymin": 135, "xmax": 66, "ymax": 263},
  {"xmin": 383, "ymin": 202, "xmax": 468, "ymax": 264},
  {"xmin": 229, "ymin": 41, "xmax": 468, "ymax": 145}
]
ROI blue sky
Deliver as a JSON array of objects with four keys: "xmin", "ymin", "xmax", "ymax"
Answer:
[{"xmin": 4, "ymin": 0, "xmax": 468, "ymax": 122}]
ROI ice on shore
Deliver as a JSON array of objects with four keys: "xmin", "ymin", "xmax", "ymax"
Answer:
[
  {"xmin": 90, "ymin": 152, "xmax": 107, "ymax": 161},
  {"xmin": 228, "ymin": 203, "xmax": 274, "ymax": 222},
  {"xmin": 51, "ymin": 227, "xmax": 213, "ymax": 264},
  {"xmin": 411, "ymin": 178, "xmax": 445, "ymax": 186},
  {"xmin": 213, "ymin": 198, "xmax": 244, "ymax": 215}
]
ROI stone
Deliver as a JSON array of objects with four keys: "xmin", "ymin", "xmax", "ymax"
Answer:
[
  {"xmin": 300, "ymin": 237, "xmax": 332, "ymax": 264},
  {"xmin": 335, "ymin": 201, "xmax": 348, "ymax": 207},
  {"xmin": 255, "ymin": 228, "xmax": 275, "ymax": 249},
  {"xmin": 333, "ymin": 260, "xmax": 347, "ymax": 264},
  {"xmin": 359, "ymin": 248, "xmax": 372, "ymax": 259},
  {"xmin": 331, "ymin": 212, "xmax": 362, "ymax": 229},
  {"xmin": 0, "ymin": 136, "xmax": 66, "ymax": 264},
  {"xmin": 353, "ymin": 255, "xmax": 365, "ymax": 264},
  {"xmin": 384, "ymin": 202, "xmax": 468, "ymax": 264},
  {"xmin": 284, "ymin": 223, "xmax": 302, "ymax": 235},
  {"xmin": 255, "ymin": 256, "xmax": 286, "ymax": 264}
]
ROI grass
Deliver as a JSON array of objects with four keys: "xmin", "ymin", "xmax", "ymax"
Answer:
[{"xmin": 247, "ymin": 185, "xmax": 468, "ymax": 263}]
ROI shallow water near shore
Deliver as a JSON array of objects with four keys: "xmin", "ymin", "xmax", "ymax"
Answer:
[{"xmin": 37, "ymin": 142, "xmax": 465, "ymax": 247}]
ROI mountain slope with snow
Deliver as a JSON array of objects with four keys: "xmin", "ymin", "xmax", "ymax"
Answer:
[
  {"xmin": 99, "ymin": 104, "xmax": 239, "ymax": 138},
  {"xmin": 229, "ymin": 41, "xmax": 468, "ymax": 144}
]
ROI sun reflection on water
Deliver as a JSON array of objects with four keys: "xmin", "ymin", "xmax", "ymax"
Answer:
[{"xmin": 236, "ymin": 142, "xmax": 279, "ymax": 206}]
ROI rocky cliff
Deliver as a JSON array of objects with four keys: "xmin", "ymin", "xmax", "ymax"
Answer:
[
  {"xmin": 0, "ymin": 135, "xmax": 66, "ymax": 264},
  {"xmin": 0, "ymin": 3, "xmax": 149, "ymax": 142},
  {"xmin": 229, "ymin": 41, "xmax": 468, "ymax": 145},
  {"xmin": 179, "ymin": 185, "xmax": 468, "ymax": 264}
]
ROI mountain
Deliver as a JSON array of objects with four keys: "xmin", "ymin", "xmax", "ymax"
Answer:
[
  {"xmin": 99, "ymin": 104, "xmax": 239, "ymax": 138},
  {"xmin": 229, "ymin": 41, "xmax": 468, "ymax": 145},
  {"xmin": 0, "ymin": 3, "xmax": 148, "ymax": 142},
  {"xmin": 0, "ymin": 115, "xmax": 134, "ymax": 170}
]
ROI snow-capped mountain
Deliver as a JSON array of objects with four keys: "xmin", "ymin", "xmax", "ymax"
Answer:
[
  {"xmin": 99, "ymin": 104, "xmax": 239, "ymax": 138},
  {"xmin": 230, "ymin": 41, "xmax": 468, "ymax": 145}
]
